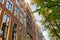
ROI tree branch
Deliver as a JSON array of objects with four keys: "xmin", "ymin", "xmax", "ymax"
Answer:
[
  {"xmin": 47, "ymin": 4, "xmax": 60, "ymax": 8},
  {"xmin": 54, "ymin": 20, "xmax": 60, "ymax": 30},
  {"xmin": 49, "ymin": 20, "xmax": 60, "ymax": 39}
]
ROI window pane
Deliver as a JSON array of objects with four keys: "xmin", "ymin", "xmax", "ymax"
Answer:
[
  {"xmin": 24, "ymin": 18, "xmax": 26, "ymax": 26},
  {"xmin": 15, "ymin": 7, "xmax": 18, "ymax": 14},
  {"xmin": 20, "ymin": 17, "xmax": 23, "ymax": 24},
  {"xmin": 24, "ymin": 12, "xmax": 26, "ymax": 17},
  {"xmin": 3, "ymin": 14, "xmax": 10, "ymax": 25},
  {"xmin": 16, "ymin": 0, "xmax": 20, "ymax": 5},
  {"xmin": 24, "ymin": 18, "xmax": 26, "ymax": 22},
  {"xmin": 20, "ymin": 6, "xmax": 23, "ymax": 11},
  {"xmin": 14, "ymin": 7, "xmax": 19, "ymax": 18},
  {"xmin": 2, "ymin": 14, "xmax": 10, "ymax": 40},
  {"xmin": 12, "ymin": 23, "xmax": 17, "ymax": 40},
  {"xmin": 6, "ymin": 0, "xmax": 12, "ymax": 11},
  {"xmin": 3, "ymin": 14, "xmax": 7, "ymax": 22},
  {"xmin": 20, "ymin": 14, "xmax": 23, "ymax": 24},
  {"xmin": 0, "ymin": 0, "xmax": 3, "ymax": 3},
  {"xmin": 19, "ymin": 27, "xmax": 22, "ymax": 40},
  {"xmin": 24, "ymin": 32, "xmax": 26, "ymax": 40},
  {"xmin": 20, "ymin": 13, "xmax": 23, "ymax": 17}
]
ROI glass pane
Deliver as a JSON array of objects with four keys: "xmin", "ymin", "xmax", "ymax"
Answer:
[
  {"xmin": 20, "ymin": 13, "xmax": 23, "ymax": 24},
  {"xmin": 12, "ymin": 23, "xmax": 17, "ymax": 40},
  {"xmin": 24, "ymin": 18, "xmax": 26, "ymax": 22},
  {"xmin": 24, "ymin": 18, "xmax": 26, "ymax": 26},
  {"xmin": 19, "ymin": 27, "xmax": 22, "ymax": 40},
  {"xmin": 2, "ymin": 14, "xmax": 10, "ymax": 40},
  {"xmin": 15, "ymin": 7, "xmax": 18, "ymax": 14},
  {"xmin": 14, "ymin": 7, "xmax": 19, "ymax": 18},
  {"xmin": 16, "ymin": 0, "xmax": 20, "ymax": 5},
  {"xmin": 24, "ymin": 32, "xmax": 26, "ymax": 40},
  {"xmin": 20, "ymin": 17, "xmax": 23, "ymax": 24},
  {"xmin": 20, "ymin": 6, "xmax": 23, "ymax": 11},
  {"xmin": 6, "ymin": 0, "xmax": 12, "ymax": 11},
  {"xmin": 20, "ymin": 13, "xmax": 23, "ymax": 17},
  {"xmin": 7, "ymin": 0, "xmax": 13, "ymax": 4},
  {"xmin": 3, "ymin": 14, "xmax": 10, "ymax": 24},
  {"xmin": 0, "ymin": 0, "xmax": 3, "ymax": 3},
  {"xmin": 24, "ymin": 12, "xmax": 26, "ymax": 17}
]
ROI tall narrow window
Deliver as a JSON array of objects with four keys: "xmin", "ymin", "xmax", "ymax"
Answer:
[
  {"xmin": 24, "ymin": 31, "xmax": 26, "ymax": 40},
  {"xmin": 20, "ymin": 13, "xmax": 23, "ymax": 24},
  {"xmin": 19, "ymin": 27, "xmax": 22, "ymax": 40},
  {"xmin": 6, "ymin": 0, "xmax": 13, "ymax": 11},
  {"xmin": 20, "ymin": 5, "xmax": 23, "ymax": 11},
  {"xmin": 24, "ymin": 12, "xmax": 26, "ymax": 17},
  {"xmin": 16, "ymin": 0, "xmax": 20, "ymax": 5},
  {"xmin": 14, "ymin": 7, "xmax": 19, "ymax": 19},
  {"xmin": 2, "ymin": 14, "xmax": 10, "ymax": 40},
  {"xmin": 24, "ymin": 18, "xmax": 26, "ymax": 26},
  {"xmin": 27, "ymin": 35, "xmax": 30, "ymax": 40},
  {"xmin": 12, "ymin": 23, "xmax": 17, "ymax": 40}
]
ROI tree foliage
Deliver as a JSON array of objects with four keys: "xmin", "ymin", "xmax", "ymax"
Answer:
[{"xmin": 33, "ymin": 0, "xmax": 60, "ymax": 40}]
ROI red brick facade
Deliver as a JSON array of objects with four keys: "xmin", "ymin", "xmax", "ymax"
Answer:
[{"xmin": 0, "ymin": 0, "xmax": 37, "ymax": 40}]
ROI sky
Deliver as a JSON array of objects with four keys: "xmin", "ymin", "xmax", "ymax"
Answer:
[{"xmin": 25, "ymin": 0, "xmax": 50, "ymax": 40}]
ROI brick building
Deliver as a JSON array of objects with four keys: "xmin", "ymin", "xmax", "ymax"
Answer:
[
  {"xmin": 26, "ymin": 3, "xmax": 45, "ymax": 40},
  {"xmin": 0, "ymin": 0, "xmax": 36, "ymax": 40},
  {"xmin": 35, "ymin": 24, "xmax": 45, "ymax": 40}
]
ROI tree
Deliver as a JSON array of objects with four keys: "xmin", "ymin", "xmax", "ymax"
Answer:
[{"xmin": 33, "ymin": 0, "xmax": 60, "ymax": 40}]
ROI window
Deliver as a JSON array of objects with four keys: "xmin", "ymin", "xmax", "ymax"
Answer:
[
  {"xmin": 0, "ymin": 0, "xmax": 3, "ymax": 3},
  {"xmin": 20, "ymin": 13, "xmax": 23, "ymax": 24},
  {"xmin": 2, "ymin": 14, "xmax": 10, "ymax": 40},
  {"xmin": 24, "ymin": 12, "xmax": 26, "ymax": 17},
  {"xmin": 12, "ymin": 23, "xmax": 17, "ymax": 40},
  {"xmin": 6, "ymin": 0, "xmax": 13, "ymax": 11},
  {"xmin": 14, "ymin": 7, "xmax": 19, "ymax": 19},
  {"xmin": 24, "ymin": 31, "xmax": 26, "ymax": 40},
  {"xmin": 16, "ymin": 0, "xmax": 20, "ymax": 5},
  {"xmin": 27, "ymin": 35, "xmax": 30, "ymax": 40},
  {"xmin": 20, "ymin": 5, "xmax": 23, "ymax": 11},
  {"xmin": 19, "ymin": 27, "xmax": 22, "ymax": 40},
  {"xmin": 24, "ymin": 18, "xmax": 26, "ymax": 26},
  {"xmin": 20, "ymin": 13, "xmax": 23, "ymax": 17},
  {"xmin": 20, "ymin": 17, "xmax": 23, "ymax": 24}
]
